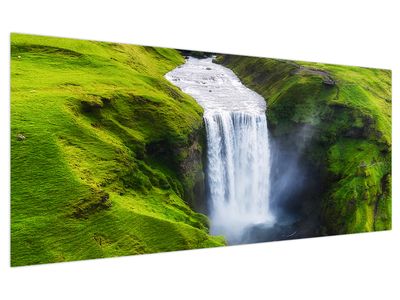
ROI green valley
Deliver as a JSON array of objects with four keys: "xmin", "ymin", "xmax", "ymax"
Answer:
[{"xmin": 10, "ymin": 34, "xmax": 391, "ymax": 266}]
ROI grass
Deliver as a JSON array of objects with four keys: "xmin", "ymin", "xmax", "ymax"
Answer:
[
  {"xmin": 217, "ymin": 54, "xmax": 391, "ymax": 234},
  {"xmin": 11, "ymin": 33, "xmax": 225, "ymax": 266},
  {"xmin": 11, "ymin": 34, "xmax": 392, "ymax": 265},
  {"xmin": 325, "ymin": 139, "xmax": 391, "ymax": 232}
]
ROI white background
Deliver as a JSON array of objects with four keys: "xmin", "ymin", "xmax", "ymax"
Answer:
[{"xmin": 1, "ymin": 0, "xmax": 399, "ymax": 299}]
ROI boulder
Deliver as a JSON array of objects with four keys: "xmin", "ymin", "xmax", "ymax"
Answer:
[{"xmin": 16, "ymin": 133, "xmax": 26, "ymax": 141}]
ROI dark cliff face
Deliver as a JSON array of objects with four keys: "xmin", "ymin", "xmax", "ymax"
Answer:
[
  {"xmin": 143, "ymin": 122, "xmax": 208, "ymax": 214},
  {"xmin": 175, "ymin": 124, "xmax": 208, "ymax": 214},
  {"xmin": 215, "ymin": 54, "xmax": 391, "ymax": 235}
]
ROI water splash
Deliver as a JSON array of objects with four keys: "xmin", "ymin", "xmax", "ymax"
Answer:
[{"xmin": 166, "ymin": 57, "xmax": 274, "ymax": 243}]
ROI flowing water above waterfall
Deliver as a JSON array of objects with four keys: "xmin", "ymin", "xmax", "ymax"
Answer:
[{"xmin": 166, "ymin": 57, "xmax": 274, "ymax": 243}]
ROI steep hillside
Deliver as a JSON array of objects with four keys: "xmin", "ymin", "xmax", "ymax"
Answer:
[
  {"xmin": 11, "ymin": 34, "xmax": 224, "ymax": 266},
  {"xmin": 216, "ymin": 55, "xmax": 391, "ymax": 235}
]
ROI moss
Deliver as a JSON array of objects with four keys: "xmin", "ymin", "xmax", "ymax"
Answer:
[
  {"xmin": 70, "ymin": 189, "xmax": 112, "ymax": 219},
  {"xmin": 11, "ymin": 33, "xmax": 224, "ymax": 266},
  {"xmin": 217, "ymin": 54, "xmax": 391, "ymax": 235},
  {"xmin": 323, "ymin": 139, "xmax": 390, "ymax": 233}
]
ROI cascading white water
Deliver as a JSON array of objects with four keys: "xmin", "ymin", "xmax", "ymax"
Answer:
[{"xmin": 166, "ymin": 57, "xmax": 274, "ymax": 243}]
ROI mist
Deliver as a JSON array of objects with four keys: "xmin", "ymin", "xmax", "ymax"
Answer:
[{"xmin": 240, "ymin": 124, "xmax": 322, "ymax": 244}]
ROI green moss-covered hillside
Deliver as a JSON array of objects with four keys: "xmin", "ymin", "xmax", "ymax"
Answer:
[
  {"xmin": 216, "ymin": 55, "xmax": 391, "ymax": 235},
  {"xmin": 11, "ymin": 34, "xmax": 225, "ymax": 266}
]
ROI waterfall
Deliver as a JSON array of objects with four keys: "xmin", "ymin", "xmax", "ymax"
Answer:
[
  {"xmin": 166, "ymin": 57, "xmax": 274, "ymax": 243},
  {"xmin": 204, "ymin": 111, "xmax": 273, "ymax": 242}
]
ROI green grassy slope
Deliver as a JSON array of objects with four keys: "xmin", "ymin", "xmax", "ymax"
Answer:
[
  {"xmin": 216, "ymin": 55, "xmax": 391, "ymax": 234},
  {"xmin": 11, "ymin": 34, "xmax": 224, "ymax": 266}
]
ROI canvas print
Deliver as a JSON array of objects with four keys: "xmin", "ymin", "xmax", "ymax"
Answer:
[{"xmin": 10, "ymin": 33, "xmax": 392, "ymax": 266}]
